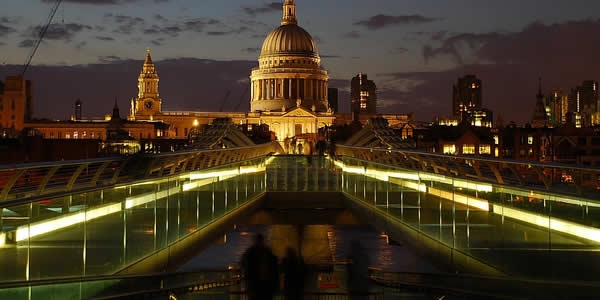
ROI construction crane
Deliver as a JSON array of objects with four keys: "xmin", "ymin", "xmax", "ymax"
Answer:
[
  {"xmin": 21, "ymin": 0, "xmax": 63, "ymax": 76},
  {"xmin": 234, "ymin": 85, "xmax": 249, "ymax": 111},
  {"xmin": 218, "ymin": 89, "xmax": 232, "ymax": 112}
]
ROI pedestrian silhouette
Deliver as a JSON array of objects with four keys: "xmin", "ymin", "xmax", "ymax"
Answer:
[
  {"xmin": 346, "ymin": 240, "xmax": 369, "ymax": 300},
  {"xmin": 281, "ymin": 247, "xmax": 305, "ymax": 300},
  {"xmin": 241, "ymin": 233, "xmax": 279, "ymax": 300}
]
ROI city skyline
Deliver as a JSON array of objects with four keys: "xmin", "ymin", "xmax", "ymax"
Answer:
[{"xmin": 2, "ymin": 0, "xmax": 600, "ymax": 124}]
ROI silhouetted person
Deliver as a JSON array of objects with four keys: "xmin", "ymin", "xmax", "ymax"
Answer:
[
  {"xmin": 316, "ymin": 139, "xmax": 327, "ymax": 156},
  {"xmin": 291, "ymin": 137, "xmax": 297, "ymax": 154},
  {"xmin": 241, "ymin": 234, "xmax": 279, "ymax": 300},
  {"xmin": 346, "ymin": 240, "xmax": 369, "ymax": 299},
  {"xmin": 297, "ymin": 142, "xmax": 303, "ymax": 155},
  {"xmin": 281, "ymin": 247, "xmax": 305, "ymax": 300}
]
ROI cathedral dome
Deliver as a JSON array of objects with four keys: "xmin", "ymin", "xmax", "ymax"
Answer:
[
  {"xmin": 260, "ymin": 24, "xmax": 318, "ymax": 58},
  {"xmin": 250, "ymin": 0, "xmax": 329, "ymax": 115}
]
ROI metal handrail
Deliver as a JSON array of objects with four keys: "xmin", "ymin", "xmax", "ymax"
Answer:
[
  {"xmin": 0, "ymin": 142, "xmax": 281, "ymax": 203},
  {"xmin": 337, "ymin": 145, "xmax": 600, "ymax": 196}
]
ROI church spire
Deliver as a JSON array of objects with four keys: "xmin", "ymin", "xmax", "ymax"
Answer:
[
  {"xmin": 532, "ymin": 77, "xmax": 547, "ymax": 127},
  {"xmin": 281, "ymin": 0, "xmax": 297, "ymax": 25}
]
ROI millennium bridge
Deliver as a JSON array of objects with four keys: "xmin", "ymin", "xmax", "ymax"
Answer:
[{"xmin": 1, "ymin": 124, "xmax": 600, "ymax": 299}]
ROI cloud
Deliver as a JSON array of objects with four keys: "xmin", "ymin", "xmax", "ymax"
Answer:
[
  {"xmin": 97, "ymin": 55, "xmax": 124, "ymax": 63},
  {"xmin": 183, "ymin": 18, "xmax": 222, "ymax": 32},
  {"xmin": 242, "ymin": 47, "xmax": 261, "ymax": 53},
  {"xmin": 431, "ymin": 30, "xmax": 448, "ymax": 41},
  {"xmin": 41, "ymin": 0, "xmax": 171, "ymax": 4},
  {"xmin": 95, "ymin": 36, "xmax": 114, "ymax": 41},
  {"xmin": 390, "ymin": 47, "xmax": 408, "ymax": 54},
  {"xmin": 75, "ymin": 41, "xmax": 87, "ymax": 50},
  {"xmin": 354, "ymin": 14, "xmax": 439, "ymax": 30},
  {"xmin": 377, "ymin": 19, "xmax": 600, "ymax": 124},
  {"xmin": 0, "ymin": 24, "xmax": 16, "ymax": 37},
  {"xmin": 111, "ymin": 15, "xmax": 145, "ymax": 34},
  {"xmin": 22, "ymin": 23, "xmax": 92, "ymax": 43},
  {"xmin": 422, "ymin": 32, "xmax": 501, "ymax": 64},
  {"xmin": 242, "ymin": 2, "xmax": 281, "ymax": 16},
  {"xmin": 150, "ymin": 38, "xmax": 164, "ymax": 46},
  {"xmin": 155, "ymin": 14, "xmax": 168, "ymax": 22},
  {"xmin": 18, "ymin": 39, "xmax": 35, "ymax": 48},
  {"xmin": 343, "ymin": 30, "xmax": 360, "ymax": 39},
  {"xmin": 144, "ymin": 25, "xmax": 182, "ymax": 37}
]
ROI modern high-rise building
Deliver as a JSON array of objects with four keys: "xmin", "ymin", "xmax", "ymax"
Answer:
[
  {"xmin": 452, "ymin": 75, "xmax": 482, "ymax": 121},
  {"xmin": 328, "ymin": 87, "xmax": 338, "ymax": 113},
  {"xmin": 569, "ymin": 80, "xmax": 598, "ymax": 127},
  {"xmin": 545, "ymin": 89, "xmax": 568, "ymax": 126},
  {"xmin": 351, "ymin": 73, "xmax": 377, "ymax": 120}
]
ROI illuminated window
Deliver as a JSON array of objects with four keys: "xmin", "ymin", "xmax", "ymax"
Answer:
[
  {"xmin": 462, "ymin": 144, "xmax": 475, "ymax": 154},
  {"xmin": 73, "ymin": 131, "xmax": 78, "ymax": 139},
  {"xmin": 443, "ymin": 144, "xmax": 456, "ymax": 154},
  {"xmin": 527, "ymin": 136, "xmax": 533, "ymax": 145},
  {"xmin": 66, "ymin": 133, "xmax": 71, "ymax": 139},
  {"xmin": 479, "ymin": 144, "xmax": 491, "ymax": 155},
  {"xmin": 494, "ymin": 147, "xmax": 499, "ymax": 157},
  {"xmin": 493, "ymin": 135, "xmax": 499, "ymax": 145}
]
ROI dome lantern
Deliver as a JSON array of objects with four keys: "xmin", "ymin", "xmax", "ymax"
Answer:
[{"xmin": 281, "ymin": 0, "xmax": 297, "ymax": 25}]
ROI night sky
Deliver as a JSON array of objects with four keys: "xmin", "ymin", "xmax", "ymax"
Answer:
[{"xmin": 1, "ymin": 0, "xmax": 600, "ymax": 124}]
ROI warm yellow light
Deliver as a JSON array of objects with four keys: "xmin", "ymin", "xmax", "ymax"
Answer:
[
  {"xmin": 492, "ymin": 205, "xmax": 600, "ymax": 242},
  {"xmin": 15, "ymin": 203, "xmax": 122, "ymax": 241},
  {"xmin": 193, "ymin": 119, "xmax": 199, "ymax": 127},
  {"xmin": 343, "ymin": 165, "xmax": 365, "ymax": 175}
]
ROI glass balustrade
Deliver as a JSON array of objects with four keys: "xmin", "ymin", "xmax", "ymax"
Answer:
[
  {"xmin": 0, "ymin": 157, "xmax": 268, "ymax": 283},
  {"xmin": 338, "ymin": 156, "xmax": 600, "ymax": 279}
]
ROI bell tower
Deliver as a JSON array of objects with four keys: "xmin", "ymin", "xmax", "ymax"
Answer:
[{"xmin": 135, "ymin": 49, "xmax": 161, "ymax": 118}]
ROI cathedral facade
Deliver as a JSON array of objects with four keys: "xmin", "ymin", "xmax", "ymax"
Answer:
[{"xmin": 131, "ymin": 0, "xmax": 335, "ymax": 143}]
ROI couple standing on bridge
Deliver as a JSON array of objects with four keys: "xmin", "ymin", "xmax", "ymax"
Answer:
[
  {"xmin": 240, "ymin": 233, "xmax": 370, "ymax": 300},
  {"xmin": 241, "ymin": 233, "xmax": 305, "ymax": 300}
]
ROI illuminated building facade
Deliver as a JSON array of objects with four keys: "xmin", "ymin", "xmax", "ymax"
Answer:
[
  {"xmin": 452, "ymin": 75, "xmax": 482, "ymax": 121},
  {"xmin": 569, "ymin": 80, "xmax": 599, "ymax": 127},
  {"xmin": 0, "ymin": 76, "xmax": 32, "ymax": 137},
  {"xmin": 351, "ymin": 73, "xmax": 377, "ymax": 119},
  {"xmin": 247, "ymin": 0, "xmax": 334, "ymax": 141},
  {"xmin": 545, "ymin": 89, "xmax": 568, "ymax": 126}
]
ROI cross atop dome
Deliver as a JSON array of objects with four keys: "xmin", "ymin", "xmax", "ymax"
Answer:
[
  {"xmin": 144, "ymin": 48, "xmax": 153, "ymax": 65},
  {"xmin": 281, "ymin": 0, "xmax": 297, "ymax": 25}
]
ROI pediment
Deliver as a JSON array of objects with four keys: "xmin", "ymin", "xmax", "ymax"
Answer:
[{"xmin": 282, "ymin": 107, "xmax": 316, "ymax": 118}]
